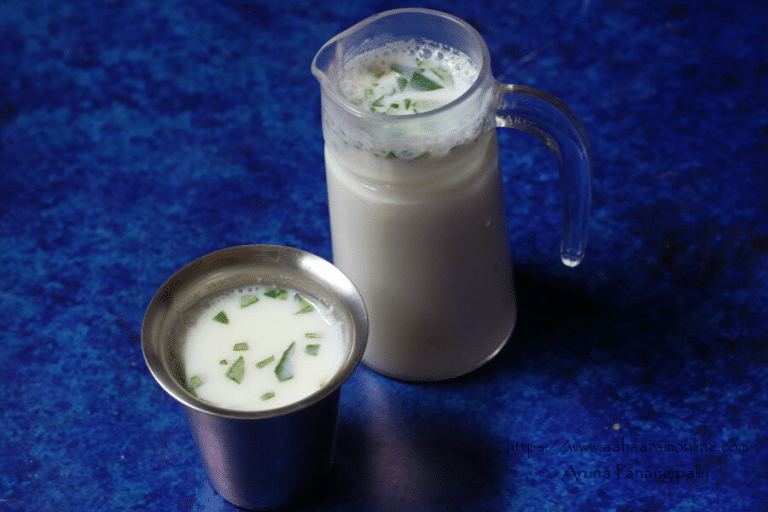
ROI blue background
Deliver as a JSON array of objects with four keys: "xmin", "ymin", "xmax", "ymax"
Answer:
[{"xmin": 1, "ymin": 0, "xmax": 767, "ymax": 510}]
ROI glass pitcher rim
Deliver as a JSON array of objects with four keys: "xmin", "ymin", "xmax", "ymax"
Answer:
[{"xmin": 311, "ymin": 7, "xmax": 494, "ymax": 123}]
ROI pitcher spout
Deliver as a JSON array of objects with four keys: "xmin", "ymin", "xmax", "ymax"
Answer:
[{"xmin": 311, "ymin": 36, "xmax": 341, "ymax": 90}]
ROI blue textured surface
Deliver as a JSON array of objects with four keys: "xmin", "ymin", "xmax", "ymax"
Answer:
[{"xmin": 2, "ymin": 0, "xmax": 767, "ymax": 510}]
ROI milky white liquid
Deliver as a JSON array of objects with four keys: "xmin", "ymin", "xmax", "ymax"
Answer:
[
  {"xmin": 337, "ymin": 41, "xmax": 479, "ymax": 115},
  {"xmin": 181, "ymin": 286, "xmax": 345, "ymax": 410},
  {"xmin": 324, "ymin": 42, "xmax": 516, "ymax": 380}
]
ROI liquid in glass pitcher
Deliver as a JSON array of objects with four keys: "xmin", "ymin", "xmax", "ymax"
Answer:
[{"xmin": 312, "ymin": 8, "xmax": 591, "ymax": 381}]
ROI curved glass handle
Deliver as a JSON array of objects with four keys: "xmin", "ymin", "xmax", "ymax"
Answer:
[{"xmin": 495, "ymin": 83, "xmax": 592, "ymax": 267}]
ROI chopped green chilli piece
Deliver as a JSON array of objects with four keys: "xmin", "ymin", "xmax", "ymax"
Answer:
[
  {"xmin": 305, "ymin": 332, "xmax": 322, "ymax": 339},
  {"xmin": 240, "ymin": 295, "xmax": 259, "ymax": 308},
  {"xmin": 410, "ymin": 100, "xmax": 440, "ymax": 113},
  {"xmin": 295, "ymin": 295, "xmax": 314, "ymax": 314},
  {"xmin": 264, "ymin": 288, "xmax": 288, "ymax": 300},
  {"xmin": 233, "ymin": 342, "xmax": 249, "ymax": 351},
  {"xmin": 219, "ymin": 359, "xmax": 228, "ymax": 365},
  {"xmin": 261, "ymin": 392, "xmax": 275, "ymax": 401},
  {"xmin": 190, "ymin": 375, "xmax": 203, "ymax": 387},
  {"xmin": 305, "ymin": 344, "xmax": 320, "ymax": 356},
  {"xmin": 274, "ymin": 342, "xmax": 296, "ymax": 382},
  {"xmin": 213, "ymin": 310, "xmax": 229, "ymax": 324},
  {"xmin": 410, "ymin": 71, "xmax": 443, "ymax": 91},
  {"xmin": 226, "ymin": 356, "xmax": 246, "ymax": 384},
  {"xmin": 256, "ymin": 355, "xmax": 275, "ymax": 368},
  {"xmin": 430, "ymin": 67, "xmax": 453, "ymax": 85}
]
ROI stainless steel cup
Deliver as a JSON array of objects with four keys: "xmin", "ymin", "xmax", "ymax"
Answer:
[{"xmin": 141, "ymin": 245, "xmax": 368, "ymax": 510}]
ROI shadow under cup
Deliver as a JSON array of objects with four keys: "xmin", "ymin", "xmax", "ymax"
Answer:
[{"xmin": 141, "ymin": 245, "xmax": 368, "ymax": 511}]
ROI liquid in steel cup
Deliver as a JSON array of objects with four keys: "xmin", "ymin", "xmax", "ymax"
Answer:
[{"xmin": 141, "ymin": 245, "xmax": 368, "ymax": 510}]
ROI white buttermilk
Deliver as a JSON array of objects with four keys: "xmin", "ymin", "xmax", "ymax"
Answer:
[
  {"xmin": 337, "ymin": 40, "xmax": 479, "ymax": 115},
  {"xmin": 181, "ymin": 286, "xmax": 345, "ymax": 411},
  {"xmin": 324, "ymin": 41, "xmax": 516, "ymax": 380}
]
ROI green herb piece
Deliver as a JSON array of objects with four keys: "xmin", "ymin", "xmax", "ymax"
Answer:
[
  {"xmin": 415, "ymin": 58, "xmax": 426, "ymax": 69},
  {"xmin": 305, "ymin": 344, "xmax": 320, "ymax": 356},
  {"xmin": 213, "ymin": 310, "xmax": 229, "ymax": 324},
  {"xmin": 274, "ymin": 342, "xmax": 296, "ymax": 382},
  {"xmin": 264, "ymin": 288, "xmax": 288, "ymax": 300},
  {"xmin": 233, "ymin": 342, "xmax": 249, "ymax": 351},
  {"xmin": 226, "ymin": 356, "xmax": 246, "ymax": 384},
  {"xmin": 430, "ymin": 67, "xmax": 453, "ymax": 85},
  {"xmin": 256, "ymin": 355, "xmax": 275, "ymax": 368},
  {"xmin": 261, "ymin": 392, "xmax": 275, "ymax": 401},
  {"xmin": 295, "ymin": 295, "xmax": 314, "ymax": 314},
  {"xmin": 410, "ymin": 100, "xmax": 440, "ymax": 113},
  {"xmin": 319, "ymin": 380, "xmax": 327, "ymax": 388},
  {"xmin": 219, "ymin": 359, "xmax": 228, "ymax": 365},
  {"xmin": 305, "ymin": 333, "xmax": 322, "ymax": 339},
  {"xmin": 386, "ymin": 151, "xmax": 398, "ymax": 159},
  {"xmin": 397, "ymin": 76, "xmax": 408, "ymax": 90},
  {"xmin": 404, "ymin": 99, "xmax": 412, "ymax": 110},
  {"xmin": 371, "ymin": 96, "xmax": 385, "ymax": 108},
  {"xmin": 390, "ymin": 63, "xmax": 407, "ymax": 75},
  {"xmin": 364, "ymin": 88, "xmax": 374, "ymax": 99},
  {"xmin": 410, "ymin": 71, "xmax": 443, "ymax": 91},
  {"xmin": 188, "ymin": 376, "xmax": 204, "ymax": 397},
  {"xmin": 240, "ymin": 295, "xmax": 259, "ymax": 308}
]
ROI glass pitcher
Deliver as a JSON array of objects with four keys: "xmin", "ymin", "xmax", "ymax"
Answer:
[{"xmin": 312, "ymin": 8, "xmax": 591, "ymax": 381}]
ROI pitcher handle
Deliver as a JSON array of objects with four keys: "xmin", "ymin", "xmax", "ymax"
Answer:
[{"xmin": 495, "ymin": 83, "xmax": 592, "ymax": 267}]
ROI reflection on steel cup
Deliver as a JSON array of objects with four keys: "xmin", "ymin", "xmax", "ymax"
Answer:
[{"xmin": 312, "ymin": 8, "xmax": 591, "ymax": 381}]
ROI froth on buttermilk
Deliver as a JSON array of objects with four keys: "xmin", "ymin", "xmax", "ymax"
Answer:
[{"xmin": 337, "ymin": 40, "xmax": 479, "ymax": 116}]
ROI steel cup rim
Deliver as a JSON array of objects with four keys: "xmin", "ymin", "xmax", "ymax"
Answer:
[{"xmin": 141, "ymin": 244, "xmax": 368, "ymax": 420}]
